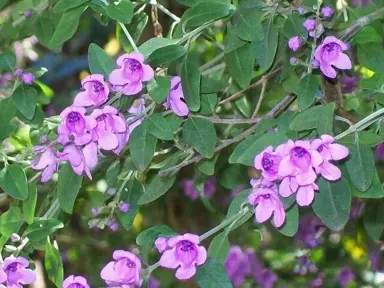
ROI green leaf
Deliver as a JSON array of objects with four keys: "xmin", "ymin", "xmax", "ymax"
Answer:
[
  {"xmin": 297, "ymin": 74, "xmax": 319, "ymax": 110},
  {"xmin": 166, "ymin": 114, "xmax": 183, "ymax": 132},
  {"xmin": 312, "ymin": 177, "xmax": 351, "ymax": 231},
  {"xmin": 23, "ymin": 182, "xmax": 37, "ymax": 224},
  {"xmin": 363, "ymin": 200, "xmax": 384, "ymax": 241},
  {"xmin": 0, "ymin": 97, "xmax": 17, "ymax": 122},
  {"xmin": 138, "ymin": 174, "xmax": 176, "ymax": 205},
  {"xmin": 17, "ymin": 106, "xmax": 45, "ymax": 128},
  {"xmin": 289, "ymin": 103, "xmax": 335, "ymax": 134},
  {"xmin": 128, "ymin": 125, "xmax": 157, "ymax": 171},
  {"xmin": 182, "ymin": 118, "xmax": 216, "ymax": 158},
  {"xmin": 116, "ymin": 178, "xmax": 144, "ymax": 230},
  {"xmin": 208, "ymin": 232, "xmax": 230, "ymax": 263},
  {"xmin": 12, "ymin": 85, "xmax": 37, "ymax": 120},
  {"xmin": 118, "ymin": 12, "xmax": 148, "ymax": 52},
  {"xmin": 0, "ymin": 206, "xmax": 24, "ymax": 237},
  {"xmin": 345, "ymin": 143, "xmax": 375, "ymax": 192},
  {"xmin": 0, "ymin": 52, "xmax": 16, "ymax": 72},
  {"xmin": 0, "ymin": 124, "xmax": 16, "ymax": 141},
  {"xmin": 253, "ymin": 19, "xmax": 278, "ymax": 71},
  {"xmin": 54, "ymin": 0, "xmax": 89, "ymax": 13},
  {"xmin": 354, "ymin": 26, "xmax": 382, "ymax": 44},
  {"xmin": 226, "ymin": 189, "xmax": 253, "ymax": 230},
  {"xmin": 48, "ymin": 4, "xmax": 87, "ymax": 52},
  {"xmin": 145, "ymin": 113, "xmax": 174, "ymax": 141},
  {"xmin": 184, "ymin": 1, "xmax": 230, "ymax": 27},
  {"xmin": 201, "ymin": 76, "xmax": 226, "ymax": 94},
  {"xmin": 283, "ymin": 14, "xmax": 307, "ymax": 39},
  {"xmin": 357, "ymin": 44, "xmax": 384, "ymax": 74},
  {"xmin": 195, "ymin": 257, "xmax": 233, "ymax": 288},
  {"xmin": 339, "ymin": 131, "xmax": 383, "ymax": 147},
  {"xmin": 233, "ymin": 9, "xmax": 263, "ymax": 42},
  {"xmin": 139, "ymin": 38, "xmax": 179, "ymax": 59},
  {"xmin": 147, "ymin": 76, "xmax": 171, "ymax": 104},
  {"xmin": 146, "ymin": 45, "xmax": 186, "ymax": 66},
  {"xmin": 351, "ymin": 169, "xmax": 384, "ymax": 199},
  {"xmin": 275, "ymin": 204, "xmax": 298, "ymax": 237},
  {"xmin": 200, "ymin": 93, "xmax": 218, "ymax": 115},
  {"xmin": 57, "ymin": 163, "xmax": 83, "ymax": 214},
  {"xmin": 225, "ymin": 43, "xmax": 254, "ymax": 89},
  {"xmin": 106, "ymin": 160, "xmax": 121, "ymax": 187},
  {"xmin": 105, "ymin": 0, "xmax": 133, "ymax": 23},
  {"xmin": 88, "ymin": 43, "xmax": 115, "ymax": 77},
  {"xmin": 0, "ymin": 164, "xmax": 28, "ymax": 200},
  {"xmin": 224, "ymin": 23, "xmax": 246, "ymax": 54},
  {"xmin": 136, "ymin": 225, "xmax": 176, "ymax": 260},
  {"xmin": 229, "ymin": 131, "xmax": 287, "ymax": 166},
  {"xmin": 34, "ymin": 15, "xmax": 55, "ymax": 47},
  {"xmin": 25, "ymin": 219, "xmax": 64, "ymax": 242},
  {"xmin": 360, "ymin": 74, "xmax": 384, "ymax": 94},
  {"xmin": 197, "ymin": 154, "xmax": 219, "ymax": 176},
  {"xmin": 45, "ymin": 238, "xmax": 64, "ymax": 288},
  {"xmin": 181, "ymin": 56, "xmax": 201, "ymax": 111}
]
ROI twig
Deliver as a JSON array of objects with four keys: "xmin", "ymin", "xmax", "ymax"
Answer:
[
  {"xmin": 192, "ymin": 115, "xmax": 261, "ymax": 124},
  {"xmin": 155, "ymin": 2, "xmax": 180, "ymax": 22},
  {"xmin": 201, "ymin": 63, "xmax": 226, "ymax": 76},
  {"xmin": 199, "ymin": 52, "xmax": 225, "ymax": 72},
  {"xmin": 119, "ymin": 23, "xmax": 139, "ymax": 52},
  {"xmin": 251, "ymin": 78, "xmax": 268, "ymax": 118},
  {"xmin": 159, "ymin": 94, "xmax": 296, "ymax": 176},
  {"xmin": 218, "ymin": 67, "xmax": 282, "ymax": 106},
  {"xmin": 151, "ymin": 4, "xmax": 163, "ymax": 38}
]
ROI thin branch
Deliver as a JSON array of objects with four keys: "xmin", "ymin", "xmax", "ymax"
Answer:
[
  {"xmin": 159, "ymin": 94, "xmax": 296, "ymax": 176},
  {"xmin": 218, "ymin": 67, "xmax": 282, "ymax": 106},
  {"xmin": 251, "ymin": 78, "xmax": 268, "ymax": 118},
  {"xmin": 192, "ymin": 115, "xmax": 261, "ymax": 124}
]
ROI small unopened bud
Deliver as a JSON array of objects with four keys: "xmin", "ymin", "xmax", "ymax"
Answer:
[
  {"xmin": 107, "ymin": 188, "xmax": 116, "ymax": 195},
  {"xmin": 10, "ymin": 233, "xmax": 21, "ymax": 242},
  {"xmin": 4, "ymin": 245, "xmax": 17, "ymax": 252},
  {"xmin": 24, "ymin": 10, "xmax": 32, "ymax": 18},
  {"xmin": 290, "ymin": 57, "xmax": 298, "ymax": 65}
]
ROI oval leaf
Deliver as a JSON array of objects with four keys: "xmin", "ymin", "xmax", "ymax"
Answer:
[
  {"xmin": 88, "ymin": 43, "xmax": 116, "ymax": 77},
  {"xmin": 0, "ymin": 164, "xmax": 28, "ymax": 200},
  {"xmin": 147, "ymin": 45, "xmax": 186, "ymax": 66},
  {"xmin": 12, "ymin": 85, "xmax": 37, "ymax": 120},
  {"xmin": 181, "ymin": 56, "xmax": 201, "ymax": 111},
  {"xmin": 195, "ymin": 257, "xmax": 233, "ymax": 288},
  {"xmin": 57, "ymin": 163, "xmax": 83, "ymax": 214}
]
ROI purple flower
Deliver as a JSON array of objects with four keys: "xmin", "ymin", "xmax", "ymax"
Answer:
[
  {"xmin": 0, "ymin": 73, "xmax": 12, "ymax": 88},
  {"xmin": 311, "ymin": 135, "xmax": 349, "ymax": 181},
  {"xmin": 31, "ymin": 145, "xmax": 58, "ymax": 182},
  {"xmin": 297, "ymin": 7, "xmax": 305, "ymax": 14},
  {"xmin": 342, "ymin": 75, "xmax": 359, "ymax": 93},
  {"xmin": 321, "ymin": 6, "xmax": 333, "ymax": 18},
  {"xmin": 224, "ymin": 246, "xmax": 248, "ymax": 287},
  {"xmin": 311, "ymin": 59, "xmax": 320, "ymax": 68},
  {"xmin": 303, "ymin": 19, "xmax": 324, "ymax": 38},
  {"xmin": 303, "ymin": 19, "xmax": 316, "ymax": 31},
  {"xmin": 159, "ymin": 233, "xmax": 207, "ymax": 280},
  {"xmin": 0, "ymin": 256, "xmax": 36, "ymax": 288},
  {"xmin": 165, "ymin": 76, "xmax": 189, "ymax": 117},
  {"xmin": 314, "ymin": 36, "xmax": 352, "ymax": 78},
  {"xmin": 14, "ymin": 69, "xmax": 23, "ymax": 77},
  {"xmin": 107, "ymin": 188, "xmax": 116, "ymax": 195},
  {"xmin": 108, "ymin": 221, "xmax": 119, "ymax": 231},
  {"xmin": 24, "ymin": 10, "xmax": 32, "ymax": 17},
  {"xmin": 337, "ymin": 268, "xmax": 355, "ymax": 287},
  {"xmin": 63, "ymin": 275, "xmax": 90, "ymax": 288},
  {"xmin": 254, "ymin": 145, "xmax": 284, "ymax": 181},
  {"xmin": 181, "ymin": 178, "xmax": 216, "ymax": 200},
  {"xmin": 58, "ymin": 106, "xmax": 97, "ymax": 146},
  {"xmin": 149, "ymin": 276, "xmax": 160, "ymax": 288},
  {"xmin": 109, "ymin": 52, "xmax": 154, "ymax": 96},
  {"xmin": 248, "ymin": 179, "xmax": 285, "ymax": 227},
  {"xmin": 91, "ymin": 207, "xmax": 99, "ymax": 216},
  {"xmin": 21, "ymin": 72, "xmax": 35, "ymax": 85},
  {"xmin": 288, "ymin": 36, "xmax": 302, "ymax": 52},
  {"xmin": 58, "ymin": 143, "xmax": 98, "ymax": 179},
  {"xmin": 74, "ymin": 74, "xmax": 110, "ymax": 107},
  {"xmin": 119, "ymin": 202, "xmax": 130, "ymax": 213},
  {"xmin": 100, "ymin": 250, "xmax": 142, "ymax": 287},
  {"xmin": 311, "ymin": 272, "xmax": 325, "ymax": 287},
  {"xmin": 255, "ymin": 269, "xmax": 277, "ymax": 288},
  {"xmin": 155, "ymin": 237, "xmax": 169, "ymax": 253},
  {"xmin": 91, "ymin": 106, "xmax": 127, "ymax": 151},
  {"xmin": 350, "ymin": 198, "xmax": 364, "ymax": 219}
]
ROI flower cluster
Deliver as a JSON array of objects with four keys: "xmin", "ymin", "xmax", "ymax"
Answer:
[
  {"xmin": 248, "ymin": 135, "xmax": 349, "ymax": 227},
  {"xmin": 0, "ymin": 256, "xmax": 36, "ymax": 288},
  {"xmin": 31, "ymin": 51, "xmax": 189, "ymax": 181},
  {"xmin": 288, "ymin": 5, "xmax": 352, "ymax": 79},
  {"xmin": 224, "ymin": 246, "xmax": 277, "ymax": 288},
  {"xmin": 155, "ymin": 233, "xmax": 207, "ymax": 280}
]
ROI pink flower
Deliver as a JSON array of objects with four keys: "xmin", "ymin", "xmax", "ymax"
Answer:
[
  {"xmin": 321, "ymin": 6, "xmax": 333, "ymax": 18},
  {"xmin": 314, "ymin": 36, "xmax": 352, "ymax": 78},
  {"xmin": 21, "ymin": 72, "xmax": 34, "ymax": 85},
  {"xmin": 58, "ymin": 107, "xmax": 96, "ymax": 146},
  {"xmin": 248, "ymin": 179, "xmax": 286, "ymax": 228},
  {"xmin": 311, "ymin": 134, "xmax": 349, "ymax": 181},
  {"xmin": 109, "ymin": 52, "xmax": 154, "ymax": 96},
  {"xmin": 155, "ymin": 237, "xmax": 169, "ymax": 253},
  {"xmin": 100, "ymin": 250, "xmax": 142, "ymax": 287},
  {"xmin": 159, "ymin": 233, "xmax": 207, "ymax": 280},
  {"xmin": 73, "ymin": 74, "xmax": 110, "ymax": 107},
  {"xmin": 278, "ymin": 140, "xmax": 323, "ymax": 186},
  {"xmin": 254, "ymin": 145, "xmax": 284, "ymax": 181},
  {"xmin": 63, "ymin": 275, "xmax": 90, "ymax": 288},
  {"xmin": 279, "ymin": 176, "xmax": 319, "ymax": 206},
  {"xmin": 91, "ymin": 106, "xmax": 127, "ymax": 150},
  {"xmin": 0, "ymin": 256, "xmax": 36, "ymax": 288},
  {"xmin": 58, "ymin": 143, "xmax": 98, "ymax": 180},
  {"xmin": 288, "ymin": 36, "xmax": 302, "ymax": 52},
  {"xmin": 303, "ymin": 19, "xmax": 316, "ymax": 31},
  {"xmin": 165, "ymin": 76, "xmax": 189, "ymax": 117},
  {"xmin": 31, "ymin": 145, "xmax": 58, "ymax": 182}
]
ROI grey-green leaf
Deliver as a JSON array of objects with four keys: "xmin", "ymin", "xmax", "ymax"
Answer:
[
  {"xmin": 181, "ymin": 56, "xmax": 201, "ymax": 111},
  {"xmin": 105, "ymin": 0, "xmax": 133, "ymax": 23},
  {"xmin": 25, "ymin": 219, "xmax": 64, "ymax": 242},
  {"xmin": 45, "ymin": 238, "xmax": 64, "ymax": 288},
  {"xmin": 146, "ymin": 45, "xmax": 186, "ymax": 66},
  {"xmin": 345, "ymin": 143, "xmax": 375, "ymax": 192},
  {"xmin": 195, "ymin": 257, "xmax": 233, "ymax": 288},
  {"xmin": 138, "ymin": 174, "xmax": 176, "ymax": 205},
  {"xmin": 88, "ymin": 43, "xmax": 115, "ymax": 77},
  {"xmin": 54, "ymin": 0, "xmax": 89, "ymax": 13},
  {"xmin": 145, "ymin": 113, "xmax": 174, "ymax": 140},
  {"xmin": 297, "ymin": 74, "xmax": 319, "ymax": 110},
  {"xmin": 312, "ymin": 177, "xmax": 351, "ymax": 231},
  {"xmin": 12, "ymin": 85, "xmax": 37, "ymax": 120},
  {"xmin": 182, "ymin": 117, "xmax": 216, "ymax": 158},
  {"xmin": 184, "ymin": 1, "xmax": 230, "ymax": 27},
  {"xmin": 147, "ymin": 76, "xmax": 170, "ymax": 104},
  {"xmin": 23, "ymin": 182, "xmax": 37, "ymax": 224},
  {"xmin": 0, "ymin": 206, "xmax": 24, "ymax": 237},
  {"xmin": 128, "ymin": 125, "xmax": 157, "ymax": 171},
  {"xmin": 0, "ymin": 164, "xmax": 28, "ymax": 200},
  {"xmin": 208, "ymin": 232, "xmax": 230, "ymax": 263},
  {"xmin": 363, "ymin": 200, "xmax": 384, "ymax": 241},
  {"xmin": 253, "ymin": 19, "xmax": 278, "ymax": 71},
  {"xmin": 57, "ymin": 163, "xmax": 83, "ymax": 214},
  {"xmin": 275, "ymin": 204, "xmax": 299, "ymax": 237},
  {"xmin": 233, "ymin": 9, "xmax": 264, "ymax": 42},
  {"xmin": 225, "ymin": 43, "xmax": 254, "ymax": 89}
]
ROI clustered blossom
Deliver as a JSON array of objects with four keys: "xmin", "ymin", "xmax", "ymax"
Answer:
[
  {"xmin": 250, "ymin": 135, "xmax": 348, "ymax": 227},
  {"xmin": 155, "ymin": 233, "xmax": 207, "ymax": 280},
  {"xmin": 180, "ymin": 177, "xmax": 216, "ymax": 200},
  {"xmin": 31, "ymin": 51, "xmax": 189, "ymax": 181},
  {"xmin": 224, "ymin": 246, "xmax": 277, "ymax": 288},
  {"xmin": 0, "ymin": 256, "xmax": 36, "ymax": 288}
]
